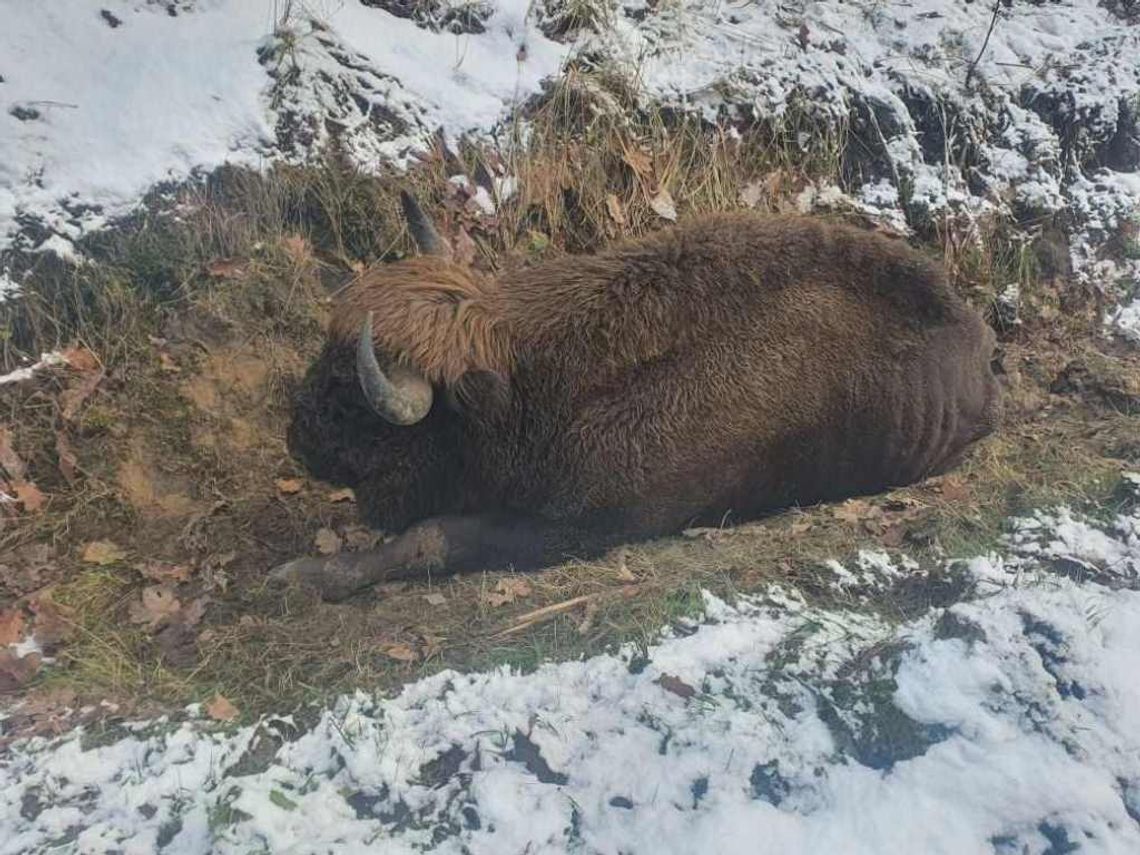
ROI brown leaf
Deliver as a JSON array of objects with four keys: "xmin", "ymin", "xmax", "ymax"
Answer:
[
  {"xmin": 314, "ymin": 528, "xmax": 342, "ymax": 555},
  {"xmin": 656, "ymin": 674, "xmax": 696, "ymax": 699},
  {"xmin": 280, "ymin": 234, "xmax": 311, "ymax": 265},
  {"xmin": 60, "ymin": 370, "xmax": 103, "ymax": 423},
  {"xmin": 880, "ymin": 524, "xmax": 907, "ymax": 548},
  {"xmin": 205, "ymin": 258, "xmax": 246, "ymax": 279},
  {"xmin": 927, "ymin": 475, "xmax": 971, "ymax": 503},
  {"xmin": 649, "ymin": 188, "xmax": 678, "ymax": 221},
  {"xmin": 452, "ymin": 226, "xmax": 478, "ymax": 267},
  {"xmin": 0, "ymin": 650, "xmax": 41, "ymax": 694},
  {"xmin": 615, "ymin": 560, "xmax": 637, "ymax": 582},
  {"xmin": 382, "ymin": 643, "xmax": 419, "ymax": 662},
  {"xmin": 622, "ymin": 146, "xmax": 653, "ymax": 178},
  {"xmin": 605, "ymin": 193, "xmax": 626, "ymax": 226},
  {"xmin": 128, "ymin": 586, "xmax": 181, "ymax": 628},
  {"xmin": 158, "ymin": 352, "xmax": 180, "ymax": 373},
  {"xmin": 424, "ymin": 592, "xmax": 447, "ymax": 607},
  {"xmin": 56, "ymin": 431, "xmax": 79, "ymax": 484},
  {"xmin": 739, "ymin": 180, "xmax": 767, "ymax": 208},
  {"xmin": 789, "ymin": 518, "xmax": 814, "ymax": 535},
  {"xmin": 275, "ymin": 478, "xmax": 304, "ymax": 495},
  {"xmin": 327, "ymin": 487, "xmax": 355, "ymax": 503},
  {"xmin": 0, "ymin": 608, "xmax": 26, "ymax": 645},
  {"xmin": 27, "ymin": 592, "xmax": 74, "ymax": 649},
  {"xmin": 13, "ymin": 481, "xmax": 45, "ymax": 513},
  {"xmin": 81, "ymin": 540, "xmax": 127, "ymax": 565},
  {"xmin": 832, "ymin": 499, "xmax": 882, "ymax": 526},
  {"xmin": 136, "ymin": 561, "xmax": 193, "ymax": 584},
  {"xmin": 0, "ymin": 427, "xmax": 26, "ymax": 481},
  {"xmin": 61, "ymin": 347, "xmax": 100, "ymax": 372},
  {"xmin": 206, "ymin": 693, "xmax": 239, "ymax": 722},
  {"xmin": 482, "ymin": 576, "xmax": 533, "ymax": 607}
]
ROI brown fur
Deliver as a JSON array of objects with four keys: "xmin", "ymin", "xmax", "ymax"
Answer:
[{"xmin": 288, "ymin": 211, "xmax": 1001, "ymax": 585}]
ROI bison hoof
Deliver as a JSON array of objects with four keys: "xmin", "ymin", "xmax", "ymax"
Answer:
[{"xmin": 267, "ymin": 556, "xmax": 361, "ymax": 602}]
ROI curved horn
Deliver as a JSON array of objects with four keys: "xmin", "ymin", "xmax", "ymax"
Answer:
[
  {"xmin": 399, "ymin": 190, "xmax": 451, "ymax": 258},
  {"xmin": 356, "ymin": 311, "xmax": 433, "ymax": 426}
]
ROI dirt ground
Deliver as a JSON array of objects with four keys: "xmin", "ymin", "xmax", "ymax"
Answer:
[{"xmin": 1, "ymin": 140, "xmax": 1138, "ymax": 744}]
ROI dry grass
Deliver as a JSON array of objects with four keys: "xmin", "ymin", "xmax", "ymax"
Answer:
[{"xmin": 2, "ymin": 64, "xmax": 1138, "ymax": 726}]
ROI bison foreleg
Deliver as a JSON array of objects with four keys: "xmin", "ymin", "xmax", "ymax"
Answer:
[{"xmin": 269, "ymin": 514, "xmax": 606, "ymax": 602}]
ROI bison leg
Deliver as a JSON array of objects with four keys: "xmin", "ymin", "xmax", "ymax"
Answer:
[{"xmin": 269, "ymin": 514, "xmax": 608, "ymax": 602}]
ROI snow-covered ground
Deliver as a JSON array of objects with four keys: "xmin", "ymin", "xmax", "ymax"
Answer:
[
  {"xmin": 2, "ymin": 2, "xmax": 1137, "ymax": 311},
  {"xmin": 3, "ymin": 487, "xmax": 1140, "ymax": 854}
]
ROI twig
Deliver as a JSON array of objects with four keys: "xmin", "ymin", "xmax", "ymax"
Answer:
[
  {"xmin": 491, "ymin": 593, "xmax": 601, "ymax": 639},
  {"xmin": 965, "ymin": 0, "xmax": 1004, "ymax": 88}
]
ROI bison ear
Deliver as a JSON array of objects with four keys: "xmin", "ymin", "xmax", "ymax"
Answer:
[{"xmin": 399, "ymin": 190, "xmax": 453, "ymax": 260}]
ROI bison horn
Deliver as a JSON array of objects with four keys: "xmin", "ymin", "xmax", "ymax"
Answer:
[
  {"xmin": 356, "ymin": 311, "xmax": 433, "ymax": 425},
  {"xmin": 399, "ymin": 190, "xmax": 451, "ymax": 258}
]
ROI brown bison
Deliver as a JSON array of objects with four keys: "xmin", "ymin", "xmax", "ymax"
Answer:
[{"xmin": 272, "ymin": 193, "xmax": 1001, "ymax": 600}]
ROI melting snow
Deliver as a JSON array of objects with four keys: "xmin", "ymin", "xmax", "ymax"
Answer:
[{"xmin": 4, "ymin": 492, "xmax": 1140, "ymax": 853}]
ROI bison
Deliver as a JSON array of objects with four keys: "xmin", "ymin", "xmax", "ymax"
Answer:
[{"xmin": 272, "ymin": 192, "xmax": 1001, "ymax": 600}]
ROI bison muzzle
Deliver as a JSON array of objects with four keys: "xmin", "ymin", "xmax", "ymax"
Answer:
[{"xmin": 272, "ymin": 192, "xmax": 1001, "ymax": 600}]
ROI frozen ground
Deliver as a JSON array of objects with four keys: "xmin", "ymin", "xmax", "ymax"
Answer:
[{"xmin": 3, "ymin": 483, "xmax": 1140, "ymax": 854}]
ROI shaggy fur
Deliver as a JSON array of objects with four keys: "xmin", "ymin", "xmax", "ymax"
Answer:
[{"xmin": 286, "ymin": 211, "xmax": 1001, "ymax": 591}]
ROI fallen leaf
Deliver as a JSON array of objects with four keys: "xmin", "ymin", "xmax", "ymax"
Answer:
[
  {"xmin": 136, "ymin": 561, "xmax": 193, "ymax": 584},
  {"xmin": 0, "ymin": 427, "xmax": 26, "ymax": 481},
  {"xmin": 482, "ymin": 576, "xmax": 533, "ymax": 607},
  {"xmin": 789, "ymin": 518, "xmax": 814, "ymax": 535},
  {"xmin": 832, "ymin": 499, "xmax": 882, "ymax": 526},
  {"xmin": 206, "ymin": 693, "xmax": 239, "ymax": 722},
  {"xmin": 880, "ymin": 524, "xmax": 907, "ymax": 548},
  {"xmin": 275, "ymin": 478, "xmax": 304, "ymax": 495},
  {"xmin": 60, "ymin": 347, "xmax": 100, "ymax": 372},
  {"xmin": 424, "ymin": 592, "xmax": 447, "ymax": 607},
  {"xmin": 81, "ymin": 540, "xmax": 127, "ymax": 565},
  {"xmin": 342, "ymin": 525, "xmax": 381, "ymax": 551},
  {"xmin": 27, "ymin": 593, "xmax": 73, "ymax": 649},
  {"xmin": 0, "ymin": 608, "xmax": 26, "ymax": 645},
  {"xmin": 314, "ymin": 528, "xmax": 342, "ymax": 555},
  {"xmin": 649, "ymin": 188, "xmax": 678, "ymax": 221},
  {"xmin": 128, "ymin": 586, "xmax": 181, "ymax": 628},
  {"xmin": 622, "ymin": 146, "xmax": 653, "ymax": 179},
  {"xmin": 60, "ymin": 370, "xmax": 103, "ymax": 423},
  {"xmin": 382, "ymin": 643, "xmax": 418, "ymax": 662},
  {"xmin": 452, "ymin": 226, "xmax": 478, "ymax": 266},
  {"xmin": 615, "ymin": 560, "xmax": 636, "ymax": 582},
  {"xmin": 55, "ymin": 432, "xmax": 79, "ymax": 484},
  {"xmin": 154, "ymin": 621, "xmax": 198, "ymax": 669},
  {"xmin": 928, "ymin": 475, "xmax": 971, "ymax": 503},
  {"xmin": 280, "ymin": 234, "xmax": 311, "ymax": 264},
  {"xmin": 327, "ymin": 488, "xmax": 355, "ymax": 503},
  {"xmin": 205, "ymin": 258, "xmax": 246, "ymax": 279},
  {"xmin": 158, "ymin": 352, "xmax": 180, "ymax": 373},
  {"xmin": 605, "ymin": 193, "xmax": 626, "ymax": 226},
  {"xmin": 13, "ymin": 481, "xmax": 45, "ymax": 513},
  {"xmin": 270, "ymin": 789, "xmax": 298, "ymax": 811},
  {"xmin": 178, "ymin": 597, "xmax": 208, "ymax": 627},
  {"xmin": 576, "ymin": 600, "xmax": 600, "ymax": 635},
  {"xmin": 656, "ymin": 674, "xmax": 696, "ymax": 699},
  {"xmin": 739, "ymin": 180, "xmax": 767, "ymax": 208},
  {"xmin": 0, "ymin": 650, "xmax": 41, "ymax": 694}
]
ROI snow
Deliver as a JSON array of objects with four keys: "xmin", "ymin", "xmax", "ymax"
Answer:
[
  {"xmin": 0, "ymin": 351, "xmax": 65, "ymax": 386},
  {"xmin": 4, "ymin": 491, "xmax": 1140, "ymax": 853}
]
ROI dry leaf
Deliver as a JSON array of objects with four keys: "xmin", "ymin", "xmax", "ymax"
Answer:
[
  {"xmin": 928, "ymin": 475, "xmax": 971, "ymax": 503},
  {"xmin": 615, "ymin": 560, "xmax": 636, "ymax": 582},
  {"xmin": 0, "ymin": 427, "xmax": 26, "ymax": 481},
  {"xmin": 789, "ymin": 518, "xmax": 814, "ymax": 535},
  {"xmin": 656, "ymin": 674, "xmax": 696, "ymax": 699},
  {"xmin": 0, "ymin": 649, "xmax": 41, "ymax": 694},
  {"xmin": 280, "ymin": 234, "xmax": 311, "ymax": 264},
  {"xmin": 831, "ymin": 499, "xmax": 881, "ymax": 526},
  {"xmin": 739, "ymin": 180, "xmax": 767, "ymax": 208},
  {"xmin": 576, "ymin": 600, "xmax": 600, "ymax": 635},
  {"xmin": 453, "ymin": 226, "xmax": 478, "ymax": 266},
  {"xmin": 136, "ymin": 561, "xmax": 193, "ymax": 584},
  {"xmin": 649, "ymin": 188, "xmax": 678, "ymax": 221},
  {"xmin": 81, "ymin": 540, "xmax": 127, "ymax": 565},
  {"xmin": 205, "ymin": 258, "xmax": 246, "ymax": 279},
  {"xmin": 128, "ymin": 586, "xmax": 181, "ymax": 628},
  {"xmin": 482, "ymin": 576, "xmax": 533, "ymax": 607},
  {"xmin": 424, "ymin": 592, "xmax": 447, "ymax": 607},
  {"xmin": 342, "ymin": 525, "xmax": 381, "ymax": 551},
  {"xmin": 605, "ymin": 193, "xmax": 626, "ymax": 226},
  {"xmin": 327, "ymin": 488, "xmax": 355, "ymax": 503},
  {"xmin": 275, "ymin": 478, "xmax": 304, "ymax": 495},
  {"xmin": 314, "ymin": 528, "xmax": 342, "ymax": 555},
  {"xmin": 60, "ymin": 370, "xmax": 102, "ymax": 423},
  {"xmin": 13, "ymin": 481, "xmax": 45, "ymax": 513},
  {"xmin": 622, "ymin": 146, "xmax": 653, "ymax": 178},
  {"xmin": 158, "ymin": 352, "xmax": 180, "ymax": 373},
  {"xmin": 61, "ymin": 347, "xmax": 100, "ymax": 372},
  {"xmin": 56, "ymin": 432, "xmax": 78, "ymax": 484},
  {"xmin": 26, "ymin": 593, "xmax": 73, "ymax": 648},
  {"xmin": 382, "ymin": 643, "xmax": 418, "ymax": 662},
  {"xmin": 0, "ymin": 608, "xmax": 26, "ymax": 645},
  {"xmin": 206, "ymin": 693, "xmax": 239, "ymax": 722}
]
